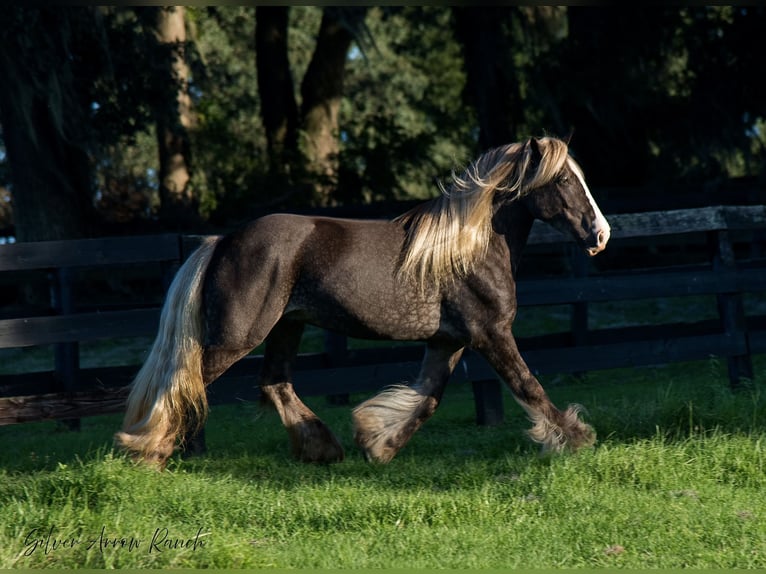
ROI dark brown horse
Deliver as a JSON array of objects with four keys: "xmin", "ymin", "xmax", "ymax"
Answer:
[{"xmin": 116, "ymin": 136, "xmax": 610, "ymax": 466}]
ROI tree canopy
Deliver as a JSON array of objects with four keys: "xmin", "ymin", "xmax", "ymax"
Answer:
[{"xmin": 0, "ymin": 6, "xmax": 763, "ymax": 240}]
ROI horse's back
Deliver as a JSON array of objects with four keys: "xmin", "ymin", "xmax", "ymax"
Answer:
[
  {"xmin": 202, "ymin": 213, "xmax": 440, "ymax": 343},
  {"xmin": 285, "ymin": 216, "xmax": 441, "ymax": 339},
  {"xmin": 214, "ymin": 213, "xmax": 402, "ymax": 276}
]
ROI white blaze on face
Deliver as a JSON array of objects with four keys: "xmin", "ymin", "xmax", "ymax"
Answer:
[{"xmin": 567, "ymin": 157, "xmax": 611, "ymax": 255}]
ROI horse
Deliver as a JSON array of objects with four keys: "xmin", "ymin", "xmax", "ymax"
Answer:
[{"xmin": 115, "ymin": 136, "xmax": 611, "ymax": 467}]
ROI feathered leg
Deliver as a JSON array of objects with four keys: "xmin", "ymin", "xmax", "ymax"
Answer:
[{"xmin": 353, "ymin": 343, "xmax": 464, "ymax": 463}]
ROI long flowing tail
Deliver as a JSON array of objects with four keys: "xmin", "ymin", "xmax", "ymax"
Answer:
[{"xmin": 115, "ymin": 237, "xmax": 219, "ymax": 465}]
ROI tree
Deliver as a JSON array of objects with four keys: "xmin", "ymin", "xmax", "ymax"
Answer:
[
  {"xmin": 0, "ymin": 8, "xmax": 98, "ymax": 241},
  {"xmin": 337, "ymin": 7, "xmax": 474, "ymax": 203},
  {"xmin": 6, "ymin": 6, "xmax": 761, "ymax": 239},
  {"xmin": 255, "ymin": 6, "xmax": 298, "ymax": 183},
  {"xmin": 452, "ymin": 7, "xmax": 516, "ymax": 150},
  {"xmin": 151, "ymin": 6, "xmax": 198, "ymax": 229},
  {"xmin": 298, "ymin": 7, "xmax": 367, "ymax": 204},
  {"xmin": 256, "ymin": 6, "xmax": 367, "ymax": 206},
  {"xmin": 653, "ymin": 6, "xmax": 766, "ymax": 181},
  {"xmin": 451, "ymin": 7, "xmax": 568, "ymax": 153},
  {"xmin": 545, "ymin": 8, "xmax": 675, "ymax": 185},
  {"xmin": 468, "ymin": 6, "xmax": 766, "ymax": 186},
  {"xmin": 186, "ymin": 6, "xmax": 267, "ymax": 223},
  {"xmin": 0, "ymin": 6, "xmax": 199, "ymax": 238}
]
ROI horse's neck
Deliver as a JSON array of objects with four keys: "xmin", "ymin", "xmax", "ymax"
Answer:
[{"xmin": 493, "ymin": 201, "xmax": 535, "ymax": 276}]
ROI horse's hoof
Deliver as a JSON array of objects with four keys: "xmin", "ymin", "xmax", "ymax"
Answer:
[
  {"xmin": 360, "ymin": 449, "xmax": 389, "ymax": 464},
  {"xmin": 290, "ymin": 419, "xmax": 345, "ymax": 464},
  {"xmin": 295, "ymin": 439, "xmax": 345, "ymax": 464},
  {"xmin": 355, "ymin": 440, "xmax": 396, "ymax": 464},
  {"xmin": 130, "ymin": 451, "xmax": 170, "ymax": 470},
  {"xmin": 298, "ymin": 446, "xmax": 345, "ymax": 464}
]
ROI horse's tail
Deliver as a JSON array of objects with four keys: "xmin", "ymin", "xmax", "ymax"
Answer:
[{"xmin": 115, "ymin": 236, "xmax": 220, "ymax": 464}]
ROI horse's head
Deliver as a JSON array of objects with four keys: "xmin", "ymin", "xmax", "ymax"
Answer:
[{"xmin": 520, "ymin": 138, "xmax": 610, "ymax": 256}]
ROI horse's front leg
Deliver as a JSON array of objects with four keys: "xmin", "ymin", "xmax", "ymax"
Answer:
[
  {"xmin": 478, "ymin": 330, "xmax": 595, "ymax": 453},
  {"xmin": 260, "ymin": 319, "xmax": 344, "ymax": 463},
  {"xmin": 353, "ymin": 342, "xmax": 464, "ymax": 463}
]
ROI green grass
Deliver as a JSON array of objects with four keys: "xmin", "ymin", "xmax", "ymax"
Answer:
[
  {"xmin": 1, "ymin": 293, "xmax": 765, "ymax": 568},
  {"xmin": 1, "ymin": 355, "xmax": 766, "ymax": 568}
]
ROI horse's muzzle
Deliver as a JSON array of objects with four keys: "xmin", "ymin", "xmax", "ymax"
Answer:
[{"xmin": 585, "ymin": 225, "xmax": 610, "ymax": 256}]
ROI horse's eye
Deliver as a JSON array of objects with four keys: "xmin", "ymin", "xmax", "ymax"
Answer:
[{"xmin": 557, "ymin": 175, "xmax": 569, "ymax": 185}]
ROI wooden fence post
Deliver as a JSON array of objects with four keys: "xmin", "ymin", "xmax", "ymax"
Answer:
[
  {"xmin": 471, "ymin": 377, "xmax": 504, "ymax": 426},
  {"xmin": 50, "ymin": 267, "xmax": 80, "ymax": 431},
  {"xmin": 570, "ymin": 247, "xmax": 590, "ymax": 379},
  {"xmin": 325, "ymin": 331, "xmax": 350, "ymax": 405},
  {"xmin": 709, "ymin": 229, "xmax": 753, "ymax": 389}
]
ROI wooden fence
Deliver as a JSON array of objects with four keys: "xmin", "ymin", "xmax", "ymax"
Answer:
[{"xmin": 0, "ymin": 204, "xmax": 765, "ymax": 428}]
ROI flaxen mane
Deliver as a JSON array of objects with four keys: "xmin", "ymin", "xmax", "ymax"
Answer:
[{"xmin": 396, "ymin": 137, "xmax": 571, "ymax": 290}]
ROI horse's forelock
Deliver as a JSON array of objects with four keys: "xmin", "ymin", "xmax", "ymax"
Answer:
[
  {"xmin": 522, "ymin": 137, "xmax": 570, "ymax": 191},
  {"xmin": 473, "ymin": 137, "xmax": 569, "ymax": 197}
]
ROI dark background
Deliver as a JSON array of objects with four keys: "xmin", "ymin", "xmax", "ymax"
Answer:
[{"xmin": 0, "ymin": 6, "xmax": 764, "ymax": 243}]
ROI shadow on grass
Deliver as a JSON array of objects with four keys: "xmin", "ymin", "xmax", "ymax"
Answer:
[
  {"xmin": 0, "ymin": 387, "xmax": 548, "ymax": 490},
  {"xmin": 2, "ymin": 357, "xmax": 765, "ymax": 484}
]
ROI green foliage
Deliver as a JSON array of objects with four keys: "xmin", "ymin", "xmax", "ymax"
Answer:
[
  {"xmin": 186, "ymin": 7, "xmax": 267, "ymax": 220},
  {"xmin": 1, "ymin": 356, "xmax": 765, "ymax": 568},
  {"xmin": 1, "ymin": 6, "xmax": 765, "ymax": 232},
  {"xmin": 338, "ymin": 7, "xmax": 476, "ymax": 203},
  {"xmin": 525, "ymin": 7, "xmax": 766, "ymax": 185}
]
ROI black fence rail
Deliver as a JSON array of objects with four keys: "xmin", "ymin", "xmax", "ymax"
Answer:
[{"xmin": 0, "ymin": 203, "xmax": 764, "ymax": 428}]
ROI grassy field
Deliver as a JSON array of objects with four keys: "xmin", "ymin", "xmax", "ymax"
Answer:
[{"xmin": 1, "ymin": 350, "xmax": 765, "ymax": 568}]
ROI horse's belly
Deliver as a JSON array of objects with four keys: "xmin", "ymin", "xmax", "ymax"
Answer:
[
  {"xmin": 281, "ymin": 217, "xmax": 442, "ymax": 340},
  {"xmin": 285, "ymin": 287, "xmax": 440, "ymax": 342}
]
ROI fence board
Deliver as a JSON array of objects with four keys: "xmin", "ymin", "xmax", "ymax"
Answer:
[
  {"xmin": 0, "ymin": 387, "xmax": 129, "ymax": 425},
  {"xmin": 528, "ymin": 205, "xmax": 766, "ymax": 245},
  {"xmin": 517, "ymin": 267, "xmax": 766, "ymax": 306},
  {"xmin": 0, "ymin": 204, "xmax": 764, "ymax": 427},
  {"xmin": 0, "ymin": 308, "xmax": 160, "ymax": 347},
  {"xmin": 0, "ymin": 235, "xmax": 180, "ymax": 271},
  {"xmin": 521, "ymin": 332, "xmax": 747, "ymax": 375},
  {"xmin": 0, "ymin": 327, "xmax": 755, "ymax": 425},
  {"xmin": 0, "ymin": 367, "xmax": 136, "ymax": 399}
]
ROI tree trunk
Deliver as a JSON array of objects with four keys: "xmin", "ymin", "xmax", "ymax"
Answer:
[
  {"xmin": 452, "ymin": 7, "xmax": 517, "ymax": 150},
  {"xmin": 256, "ymin": 6, "xmax": 299, "ymax": 181},
  {"xmin": 0, "ymin": 8, "xmax": 97, "ymax": 311},
  {"xmin": 154, "ymin": 6, "xmax": 197, "ymax": 229},
  {"xmin": 0, "ymin": 97, "xmax": 93, "ymax": 243},
  {"xmin": 0, "ymin": 9, "xmax": 94, "ymax": 242},
  {"xmin": 298, "ymin": 7, "xmax": 366, "ymax": 205}
]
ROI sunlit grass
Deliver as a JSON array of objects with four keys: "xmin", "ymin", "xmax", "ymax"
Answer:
[
  {"xmin": 1, "ymin": 290, "xmax": 765, "ymax": 567},
  {"xmin": 1, "ymin": 354, "xmax": 765, "ymax": 568}
]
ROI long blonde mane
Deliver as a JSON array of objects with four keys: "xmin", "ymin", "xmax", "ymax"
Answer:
[{"xmin": 396, "ymin": 137, "xmax": 570, "ymax": 290}]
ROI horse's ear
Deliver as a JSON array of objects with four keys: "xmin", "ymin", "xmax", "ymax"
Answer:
[{"xmin": 527, "ymin": 137, "xmax": 543, "ymax": 170}]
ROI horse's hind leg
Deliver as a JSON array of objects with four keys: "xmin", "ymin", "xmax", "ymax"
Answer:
[
  {"xmin": 175, "ymin": 346, "xmax": 258, "ymax": 458},
  {"xmin": 260, "ymin": 319, "xmax": 344, "ymax": 463},
  {"xmin": 353, "ymin": 342, "xmax": 464, "ymax": 463}
]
